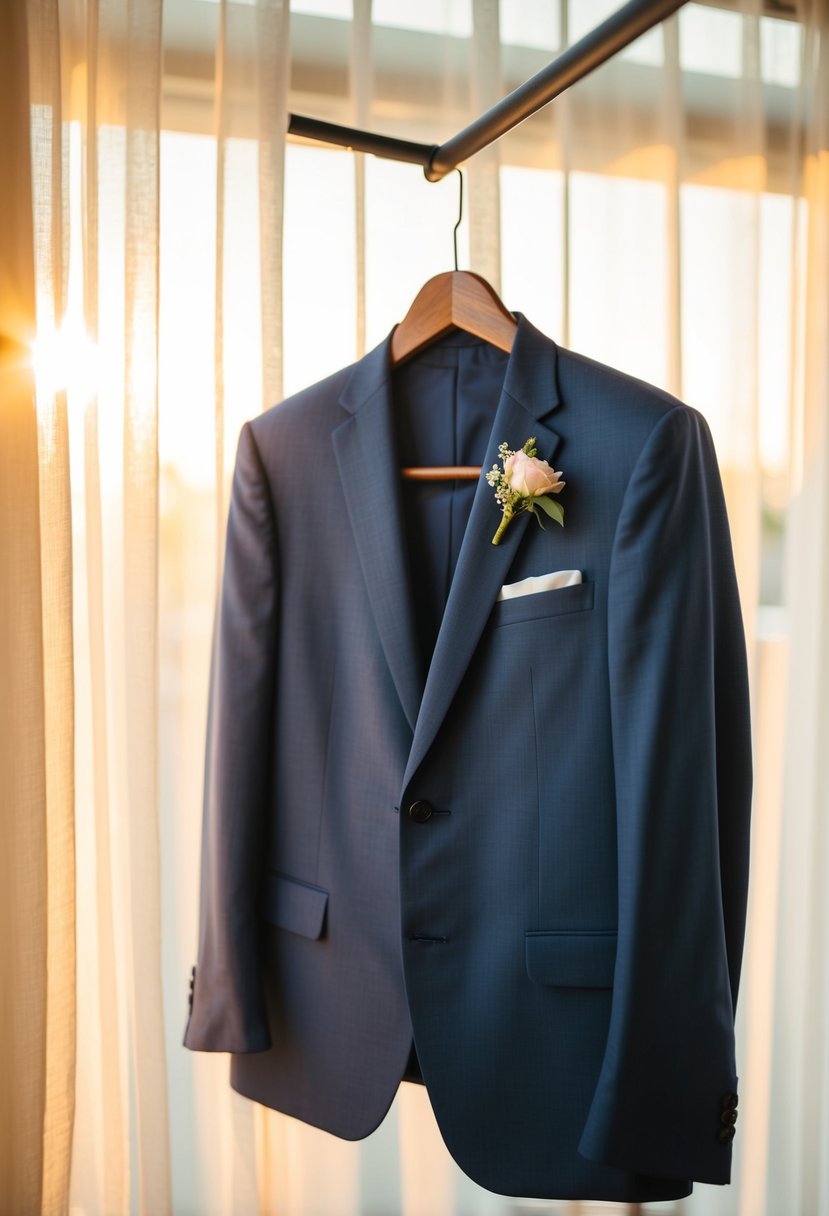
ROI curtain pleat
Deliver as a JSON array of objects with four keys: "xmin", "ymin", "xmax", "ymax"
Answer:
[
  {"xmin": 558, "ymin": 0, "xmax": 572, "ymax": 349},
  {"xmin": 71, "ymin": 30, "xmax": 130, "ymax": 1211},
  {"xmin": 39, "ymin": 379, "xmax": 77, "ymax": 1216},
  {"xmin": 76, "ymin": 4, "xmax": 129, "ymax": 1207},
  {"xmin": 0, "ymin": 384, "xmax": 48, "ymax": 1216},
  {"xmin": 662, "ymin": 11, "xmax": 684, "ymax": 399},
  {"xmin": 351, "ymin": 0, "xmax": 372, "ymax": 358},
  {"xmin": 204, "ymin": 8, "xmax": 267, "ymax": 1213},
  {"xmin": 67, "ymin": 1, "xmax": 171, "ymax": 1213},
  {"xmin": 469, "ymin": 0, "xmax": 502, "ymax": 288},
  {"xmin": 256, "ymin": 0, "xmax": 290, "ymax": 409},
  {"xmin": 727, "ymin": 1, "xmax": 765, "ymax": 647},
  {"xmin": 766, "ymin": 5, "xmax": 829, "ymax": 1212},
  {"xmin": 213, "ymin": 0, "xmax": 228, "ymax": 584},
  {"xmin": 733, "ymin": 634, "xmax": 787, "ymax": 1216},
  {"xmin": 0, "ymin": 8, "xmax": 48, "ymax": 1213},
  {"xmin": 119, "ymin": 0, "xmax": 171, "ymax": 1204},
  {"xmin": 2, "ymin": 0, "xmax": 78, "ymax": 1211},
  {"xmin": 26, "ymin": 0, "xmax": 78, "ymax": 1212}
]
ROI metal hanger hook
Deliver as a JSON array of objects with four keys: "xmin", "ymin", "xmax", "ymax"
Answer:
[{"xmin": 452, "ymin": 168, "xmax": 463, "ymax": 272}]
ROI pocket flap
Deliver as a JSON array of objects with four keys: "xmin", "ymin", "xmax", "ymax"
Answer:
[
  {"xmin": 525, "ymin": 929, "xmax": 617, "ymax": 988},
  {"xmin": 259, "ymin": 872, "xmax": 329, "ymax": 940}
]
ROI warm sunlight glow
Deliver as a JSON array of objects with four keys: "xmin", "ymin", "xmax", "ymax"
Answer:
[{"xmin": 32, "ymin": 321, "xmax": 99, "ymax": 403}]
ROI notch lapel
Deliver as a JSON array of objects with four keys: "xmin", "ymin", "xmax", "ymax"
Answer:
[
  {"xmin": 333, "ymin": 335, "xmax": 424, "ymax": 732},
  {"xmin": 402, "ymin": 315, "xmax": 563, "ymax": 792}
]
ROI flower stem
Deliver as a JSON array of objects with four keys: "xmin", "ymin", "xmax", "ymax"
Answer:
[{"xmin": 491, "ymin": 507, "xmax": 513, "ymax": 545}]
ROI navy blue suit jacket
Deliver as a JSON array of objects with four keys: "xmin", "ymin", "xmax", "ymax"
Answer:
[{"xmin": 184, "ymin": 314, "xmax": 752, "ymax": 1203}]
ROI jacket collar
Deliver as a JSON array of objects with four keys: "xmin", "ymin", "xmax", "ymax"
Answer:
[
  {"xmin": 338, "ymin": 311, "xmax": 560, "ymax": 421},
  {"xmin": 333, "ymin": 313, "xmax": 563, "ymax": 780}
]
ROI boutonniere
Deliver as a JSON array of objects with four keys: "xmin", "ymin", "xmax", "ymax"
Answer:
[{"xmin": 485, "ymin": 438, "xmax": 565, "ymax": 545}]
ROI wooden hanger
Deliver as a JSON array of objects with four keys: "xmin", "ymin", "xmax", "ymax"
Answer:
[
  {"xmin": 392, "ymin": 169, "xmax": 517, "ymax": 481},
  {"xmin": 393, "ymin": 269, "xmax": 516, "ymax": 481}
]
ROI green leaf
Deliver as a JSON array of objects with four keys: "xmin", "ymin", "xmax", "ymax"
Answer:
[{"xmin": 534, "ymin": 495, "xmax": 564, "ymax": 526}]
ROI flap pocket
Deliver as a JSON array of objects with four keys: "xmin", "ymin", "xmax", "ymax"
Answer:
[
  {"xmin": 525, "ymin": 929, "xmax": 617, "ymax": 988},
  {"xmin": 259, "ymin": 872, "xmax": 329, "ymax": 940}
]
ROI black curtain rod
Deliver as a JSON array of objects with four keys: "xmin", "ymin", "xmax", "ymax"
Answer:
[{"xmin": 287, "ymin": 0, "xmax": 688, "ymax": 182}]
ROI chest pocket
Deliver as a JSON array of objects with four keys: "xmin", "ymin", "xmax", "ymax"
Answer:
[{"xmin": 490, "ymin": 579, "xmax": 594, "ymax": 628}]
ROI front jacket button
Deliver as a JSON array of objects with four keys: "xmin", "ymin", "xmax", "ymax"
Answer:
[{"xmin": 408, "ymin": 800, "xmax": 433, "ymax": 823}]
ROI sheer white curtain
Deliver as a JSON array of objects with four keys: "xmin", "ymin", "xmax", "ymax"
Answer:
[
  {"xmin": 764, "ymin": 7, "xmax": 829, "ymax": 1214},
  {"xmin": 2, "ymin": 1, "xmax": 829, "ymax": 1214}
]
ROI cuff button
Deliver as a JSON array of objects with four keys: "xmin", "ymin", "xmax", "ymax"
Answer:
[{"xmin": 718, "ymin": 1125, "xmax": 736, "ymax": 1145}]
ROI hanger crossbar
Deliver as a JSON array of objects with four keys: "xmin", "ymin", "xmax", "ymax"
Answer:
[
  {"xmin": 287, "ymin": 114, "xmax": 436, "ymax": 168},
  {"xmin": 287, "ymin": 0, "xmax": 688, "ymax": 179}
]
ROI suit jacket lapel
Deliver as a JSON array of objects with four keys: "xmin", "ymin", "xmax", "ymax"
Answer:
[
  {"xmin": 333, "ymin": 334, "xmax": 424, "ymax": 732},
  {"xmin": 333, "ymin": 314, "xmax": 563, "ymax": 768},
  {"xmin": 402, "ymin": 314, "xmax": 563, "ymax": 791}
]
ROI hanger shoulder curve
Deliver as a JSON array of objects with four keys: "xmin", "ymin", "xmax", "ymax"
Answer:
[
  {"xmin": 392, "ymin": 270, "xmax": 515, "ymax": 479},
  {"xmin": 390, "ymin": 270, "xmax": 516, "ymax": 367}
]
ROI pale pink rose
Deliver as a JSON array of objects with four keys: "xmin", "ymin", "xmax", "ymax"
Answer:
[{"xmin": 503, "ymin": 450, "xmax": 565, "ymax": 497}]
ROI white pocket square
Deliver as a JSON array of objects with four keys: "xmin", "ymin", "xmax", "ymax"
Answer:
[{"xmin": 496, "ymin": 569, "xmax": 582, "ymax": 601}]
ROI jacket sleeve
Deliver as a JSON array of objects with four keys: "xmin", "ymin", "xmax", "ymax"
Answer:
[
  {"xmin": 183, "ymin": 421, "xmax": 277, "ymax": 1053},
  {"xmin": 577, "ymin": 404, "xmax": 752, "ymax": 1182}
]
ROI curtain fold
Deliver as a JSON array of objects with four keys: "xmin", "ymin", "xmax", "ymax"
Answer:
[
  {"xmin": 119, "ymin": 4, "xmax": 170, "ymax": 1212},
  {"xmin": 0, "ymin": 9, "xmax": 49, "ymax": 1214},
  {"xmin": 29, "ymin": 0, "xmax": 78, "ymax": 1211},
  {"xmin": 350, "ymin": 0, "xmax": 372, "ymax": 358},
  {"xmin": 766, "ymin": 4, "xmax": 829, "ymax": 1213},
  {"xmin": 74, "ymin": 7, "xmax": 129, "ymax": 1207},
  {"xmin": 1, "ymin": 1, "xmax": 77, "ymax": 1214},
  {"xmin": 256, "ymin": 0, "xmax": 290, "ymax": 409},
  {"xmin": 469, "ymin": 0, "xmax": 503, "ymax": 288},
  {"xmin": 3, "ymin": 1, "xmax": 829, "ymax": 1213}
]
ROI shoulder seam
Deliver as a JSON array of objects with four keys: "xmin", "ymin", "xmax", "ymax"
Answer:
[
  {"xmin": 608, "ymin": 403, "xmax": 697, "ymax": 570},
  {"xmin": 240, "ymin": 420, "xmax": 278, "ymax": 558}
]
